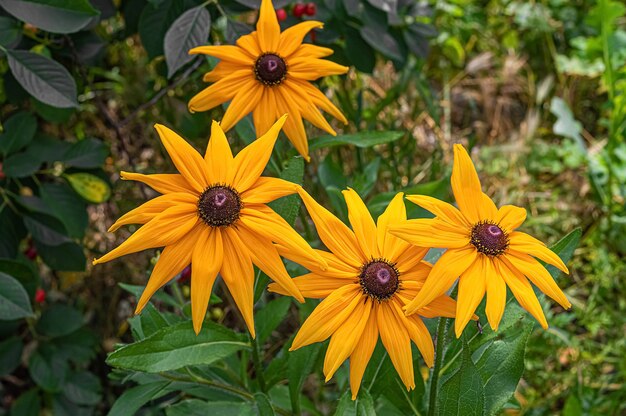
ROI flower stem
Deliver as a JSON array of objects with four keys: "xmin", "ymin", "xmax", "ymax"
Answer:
[
  {"xmin": 250, "ymin": 334, "xmax": 267, "ymax": 393},
  {"xmin": 427, "ymin": 317, "xmax": 448, "ymax": 416}
]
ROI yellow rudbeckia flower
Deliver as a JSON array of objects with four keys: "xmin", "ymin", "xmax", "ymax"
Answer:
[
  {"xmin": 187, "ymin": 0, "xmax": 349, "ymax": 161},
  {"xmin": 270, "ymin": 189, "xmax": 461, "ymax": 399},
  {"xmin": 94, "ymin": 115, "xmax": 326, "ymax": 336},
  {"xmin": 389, "ymin": 144, "xmax": 571, "ymax": 338}
]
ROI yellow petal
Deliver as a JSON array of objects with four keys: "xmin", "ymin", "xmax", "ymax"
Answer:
[
  {"xmin": 378, "ymin": 303, "xmax": 415, "ymax": 390},
  {"xmin": 120, "ymin": 172, "xmax": 195, "ymax": 195},
  {"xmin": 232, "ymin": 115, "xmax": 287, "ymax": 192},
  {"xmin": 282, "ymin": 79, "xmax": 336, "ymax": 136},
  {"xmin": 202, "ymin": 61, "xmax": 243, "ymax": 82},
  {"xmin": 394, "ymin": 245, "xmax": 429, "ymax": 274},
  {"xmin": 455, "ymin": 256, "xmax": 487, "ymax": 338},
  {"xmin": 376, "ymin": 192, "xmax": 409, "ymax": 261},
  {"xmin": 496, "ymin": 205, "xmax": 527, "ymax": 233},
  {"xmin": 342, "ymin": 188, "xmax": 379, "ymax": 258},
  {"xmin": 221, "ymin": 229, "xmax": 256, "ymax": 337},
  {"xmin": 188, "ymin": 70, "xmax": 252, "ymax": 113},
  {"xmin": 349, "ymin": 307, "xmax": 378, "ymax": 400},
  {"xmin": 405, "ymin": 194, "xmax": 470, "ymax": 228},
  {"xmin": 290, "ymin": 78, "xmax": 347, "ymax": 124},
  {"xmin": 252, "ymin": 89, "xmax": 274, "ymax": 137},
  {"xmin": 279, "ymin": 21, "xmax": 323, "ymax": 57},
  {"xmin": 191, "ymin": 228, "xmax": 223, "ymax": 334},
  {"xmin": 205, "ymin": 121, "xmax": 234, "ymax": 184},
  {"xmin": 406, "ymin": 314, "xmax": 435, "ymax": 367},
  {"xmin": 323, "ymin": 299, "xmax": 371, "ymax": 381},
  {"xmin": 297, "ymin": 187, "xmax": 365, "ymax": 267},
  {"xmin": 241, "ymin": 177, "xmax": 298, "ymax": 204},
  {"xmin": 220, "ymin": 81, "xmax": 264, "ymax": 132},
  {"xmin": 478, "ymin": 192, "xmax": 499, "ymax": 221},
  {"xmin": 189, "ymin": 45, "xmax": 254, "ymax": 65},
  {"xmin": 405, "ymin": 247, "xmax": 477, "ymax": 314},
  {"xmin": 93, "ymin": 204, "xmax": 199, "ymax": 265},
  {"xmin": 236, "ymin": 32, "xmax": 261, "ymax": 58},
  {"xmin": 291, "ymin": 284, "xmax": 361, "ymax": 350},
  {"xmin": 288, "ymin": 58, "xmax": 349, "ymax": 80},
  {"xmin": 399, "ymin": 261, "xmax": 431, "ymax": 282},
  {"xmin": 289, "ymin": 43, "xmax": 335, "ymax": 59},
  {"xmin": 413, "ymin": 295, "xmax": 458, "ymax": 319},
  {"xmin": 274, "ymin": 88, "xmax": 309, "ymax": 159},
  {"xmin": 497, "ymin": 258, "xmax": 548, "ymax": 329},
  {"xmin": 275, "ymin": 246, "xmax": 357, "ymax": 278},
  {"xmin": 451, "ymin": 144, "xmax": 484, "ymax": 224},
  {"xmin": 268, "ymin": 273, "xmax": 350, "ymax": 298},
  {"xmin": 508, "ymin": 232, "xmax": 569, "ymax": 273},
  {"xmin": 504, "ymin": 251, "xmax": 571, "ymax": 309},
  {"xmin": 135, "ymin": 225, "xmax": 204, "ymax": 313},
  {"xmin": 389, "ymin": 218, "xmax": 469, "ymax": 249},
  {"xmin": 256, "ymin": 0, "xmax": 280, "ymax": 52},
  {"xmin": 154, "ymin": 124, "xmax": 210, "ymax": 193},
  {"xmin": 485, "ymin": 259, "xmax": 506, "ymax": 331},
  {"xmin": 235, "ymin": 224, "xmax": 304, "ymax": 302},
  {"xmin": 108, "ymin": 192, "xmax": 198, "ymax": 232}
]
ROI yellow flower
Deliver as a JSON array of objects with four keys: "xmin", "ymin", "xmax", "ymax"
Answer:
[
  {"xmin": 270, "ymin": 189, "xmax": 460, "ymax": 399},
  {"xmin": 94, "ymin": 115, "xmax": 326, "ymax": 336},
  {"xmin": 389, "ymin": 144, "xmax": 571, "ymax": 338},
  {"xmin": 187, "ymin": 0, "xmax": 348, "ymax": 161}
]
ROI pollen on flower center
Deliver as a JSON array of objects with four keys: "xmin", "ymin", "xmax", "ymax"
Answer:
[
  {"xmin": 254, "ymin": 53, "xmax": 287, "ymax": 86},
  {"xmin": 198, "ymin": 185, "xmax": 242, "ymax": 227},
  {"xmin": 359, "ymin": 259, "xmax": 399, "ymax": 301},
  {"xmin": 470, "ymin": 221, "xmax": 509, "ymax": 256}
]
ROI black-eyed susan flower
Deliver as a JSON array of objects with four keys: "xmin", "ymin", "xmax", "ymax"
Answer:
[
  {"xmin": 94, "ymin": 115, "xmax": 326, "ymax": 336},
  {"xmin": 389, "ymin": 144, "xmax": 571, "ymax": 338},
  {"xmin": 187, "ymin": 0, "xmax": 348, "ymax": 161},
  {"xmin": 270, "ymin": 189, "xmax": 461, "ymax": 399}
]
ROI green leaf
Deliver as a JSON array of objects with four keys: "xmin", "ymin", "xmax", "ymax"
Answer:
[
  {"xmin": 310, "ymin": 131, "xmax": 403, "ymax": 150},
  {"xmin": 255, "ymin": 392, "xmax": 276, "ymax": 416},
  {"xmin": 268, "ymin": 156, "xmax": 305, "ymax": 226},
  {"xmin": 23, "ymin": 214, "xmax": 71, "ymax": 246},
  {"xmin": 36, "ymin": 304, "xmax": 84, "ymax": 337},
  {"xmin": 106, "ymin": 321, "xmax": 249, "ymax": 373},
  {"xmin": 165, "ymin": 399, "xmax": 254, "ymax": 416},
  {"xmin": 107, "ymin": 381, "xmax": 171, "ymax": 416},
  {"xmin": 2, "ymin": 152, "xmax": 42, "ymax": 177},
  {"xmin": 6, "ymin": 50, "xmax": 79, "ymax": 108},
  {"xmin": 288, "ymin": 343, "xmax": 321, "ymax": 415},
  {"xmin": 359, "ymin": 26, "xmax": 403, "ymax": 61},
  {"xmin": 0, "ymin": 208, "xmax": 26, "ymax": 258},
  {"xmin": 334, "ymin": 390, "xmax": 357, "ymax": 415},
  {"xmin": 474, "ymin": 317, "xmax": 533, "ymax": 415},
  {"xmin": 138, "ymin": 0, "xmax": 195, "ymax": 59},
  {"xmin": 164, "ymin": 6, "xmax": 210, "ymax": 78},
  {"xmin": 0, "ymin": 0, "xmax": 99, "ymax": 34},
  {"xmin": 0, "ymin": 16, "xmax": 21, "ymax": 49},
  {"xmin": 0, "ymin": 271, "xmax": 34, "ymax": 319},
  {"xmin": 367, "ymin": 177, "xmax": 449, "ymax": 218},
  {"xmin": 344, "ymin": 27, "xmax": 376, "ymax": 73},
  {"xmin": 138, "ymin": 303, "xmax": 170, "ymax": 338},
  {"xmin": 0, "ymin": 259, "xmax": 38, "ymax": 298},
  {"xmin": 63, "ymin": 371, "xmax": 102, "ymax": 405},
  {"xmin": 0, "ymin": 112, "xmax": 37, "ymax": 155},
  {"xmin": 28, "ymin": 344, "xmax": 69, "ymax": 392},
  {"xmin": 35, "ymin": 241, "xmax": 86, "ymax": 271},
  {"xmin": 0, "ymin": 336, "xmax": 23, "ymax": 376},
  {"xmin": 544, "ymin": 228, "xmax": 581, "ymax": 279},
  {"xmin": 438, "ymin": 336, "xmax": 485, "ymax": 416},
  {"xmin": 550, "ymin": 97, "xmax": 585, "ymax": 150},
  {"xmin": 40, "ymin": 182, "xmax": 88, "ymax": 239},
  {"xmin": 65, "ymin": 172, "xmax": 111, "ymax": 203},
  {"xmin": 118, "ymin": 282, "xmax": 179, "ymax": 309},
  {"xmin": 10, "ymin": 388, "xmax": 41, "ymax": 416},
  {"xmin": 356, "ymin": 390, "xmax": 377, "ymax": 416},
  {"xmin": 61, "ymin": 137, "xmax": 109, "ymax": 168},
  {"xmin": 256, "ymin": 297, "xmax": 291, "ymax": 343}
]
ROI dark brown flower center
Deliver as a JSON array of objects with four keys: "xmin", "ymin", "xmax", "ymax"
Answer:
[
  {"xmin": 359, "ymin": 259, "xmax": 399, "ymax": 301},
  {"xmin": 470, "ymin": 222, "xmax": 508, "ymax": 256},
  {"xmin": 254, "ymin": 53, "xmax": 287, "ymax": 86},
  {"xmin": 198, "ymin": 185, "xmax": 241, "ymax": 227}
]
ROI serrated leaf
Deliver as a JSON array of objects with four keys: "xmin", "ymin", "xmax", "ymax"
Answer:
[
  {"xmin": 0, "ymin": 0, "xmax": 99, "ymax": 34},
  {"xmin": 6, "ymin": 50, "xmax": 78, "ymax": 108},
  {"xmin": 65, "ymin": 172, "xmax": 111, "ymax": 203},
  {"xmin": 0, "ymin": 271, "xmax": 34, "ymax": 319},
  {"xmin": 310, "ymin": 131, "xmax": 403, "ymax": 150},
  {"xmin": 106, "ymin": 321, "xmax": 249, "ymax": 373},
  {"xmin": 164, "ymin": 6, "xmax": 210, "ymax": 78},
  {"xmin": 107, "ymin": 381, "xmax": 171, "ymax": 416}
]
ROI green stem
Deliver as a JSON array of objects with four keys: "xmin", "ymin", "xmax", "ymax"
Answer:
[
  {"xmin": 170, "ymin": 280, "xmax": 185, "ymax": 307},
  {"xmin": 250, "ymin": 334, "xmax": 267, "ymax": 393},
  {"xmin": 161, "ymin": 373, "xmax": 254, "ymax": 400},
  {"xmin": 427, "ymin": 317, "xmax": 448, "ymax": 416}
]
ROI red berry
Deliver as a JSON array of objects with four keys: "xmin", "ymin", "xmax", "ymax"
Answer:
[
  {"xmin": 0, "ymin": 162, "xmax": 5, "ymax": 180},
  {"xmin": 305, "ymin": 2, "xmax": 316, "ymax": 16},
  {"xmin": 24, "ymin": 246, "xmax": 37, "ymax": 260},
  {"xmin": 179, "ymin": 265, "xmax": 191, "ymax": 283},
  {"xmin": 35, "ymin": 288, "xmax": 46, "ymax": 304},
  {"xmin": 276, "ymin": 8, "xmax": 287, "ymax": 21},
  {"xmin": 293, "ymin": 3, "xmax": 306, "ymax": 18}
]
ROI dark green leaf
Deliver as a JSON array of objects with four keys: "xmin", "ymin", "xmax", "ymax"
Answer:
[
  {"xmin": 40, "ymin": 182, "xmax": 88, "ymax": 239},
  {"xmin": 0, "ymin": 271, "xmax": 34, "ymax": 319},
  {"xmin": 28, "ymin": 344, "xmax": 69, "ymax": 392},
  {"xmin": 268, "ymin": 156, "xmax": 305, "ymax": 225},
  {"xmin": 356, "ymin": 389, "xmax": 377, "ymax": 415},
  {"xmin": 545, "ymin": 228, "xmax": 581, "ymax": 279},
  {"xmin": 23, "ymin": 214, "xmax": 71, "ymax": 246},
  {"xmin": 334, "ymin": 390, "xmax": 357, "ymax": 415},
  {"xmin": 35, "ymin": 241, "xmax": 86, "ymax": 271},
  {"xmin": 0, "ymin": 0, "xmax": 99, "ymax": 34},
  {"xmin": 2, "ymin": 151, "xmax": 42, "ymax": 177},
  {"xmin": 106, "ymin": 321, "xmax": 249, "ymax": 372},
  {"xmin": 6, "ymin": 50, "xmax": 78, "ymax": 108},
  {"xmin": 0, "ymin": 336, "xmax": 23, "ymax": 376},
  {"xmin": 118, "ymin": 282, "xmax": 180, "ymax": 308},
  {"xmin": 10, "ymin": 388, "xmax": 41, "ymax": 416},
  {"xmin": 255, "ymin": 392, "xmax": 276, "ymax": 416},
  {"xmin": 0, "ymin": 208, "xmax": 26, "ymax": 258},
  {"xmin": 0, "ymin": 16, "xmax": 21, "ymax": 49},
  {"xmin": 61, "ymin": 137, "xmax": 109, "ymax": 168},
  {"xmin": 164, "ymin": 6, "xmax": 210, "ymax": 78},
  {"xmin": 256, "ymin": 297, "xmax": 291, "ymax": 343},
  {"xmin": 107, "ymin": 381, "xmax": 171, "ymax": 416},
  {"xmin": 36, "ymin": 304, "xmax": 83, "ymax": 337},
  {"xmin": 352, "ymin": 157, "xmax": 380, "ymax": 198},
  {"xmin": 138, "ymin": 0, "xmax": 195, "ymax": 59},
  {"xmin": 63, "ymin": 371, "xmax": 102, "ymax": 405},
  {"xmin": 360, "ymin": 26, "xmax": 403, "ymax": 61},
  {"xmin": 438, "ymin": 336, "xmax": 485, "ymax": 416},
  {"xmin": 288, "ymin": 343, "xmax": 321, "ymax": 414},
  {"xmin": 26, "ymin": 134, "xmax": 72, "ymax": 163},
  {"xmin": 310, "ymin": 131, "xmax": 403, "ymax": 150},
  {"xmin": 344, "ymin": 27, "xmax": 376, "ymax": 73},
  {"xmin": 32, "ymin": 98, "xmax": 75, "ymax": 123},
  {"xmin": 52, "ymin": 327, "xmax": 98, "ymax": 364},
  {"xmin": 138, "ymin": 303, "xmax": 170, "ymax": 337},
  {"xmin": 0, "ymin": 112, "xmax": 37, "ymax": 156},
  {"xmin": 165, "ymin": 399, "xmax": 254, "ymax": 416},
  {"xmin": 0, "ymin": 258, "xmax": 38, "ymax": 298},
  {"xmin": 404, "ymin": 27, "xmax": 430, "ymax": 58}
]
